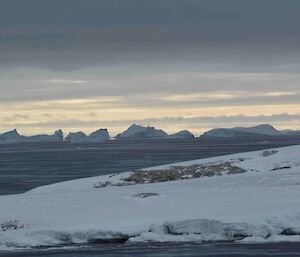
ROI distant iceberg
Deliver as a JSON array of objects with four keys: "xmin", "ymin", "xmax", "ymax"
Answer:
[
  {"xmin": 281, "ymin": 129, "xmax": 300, "ymax": 136},
  {"xmin": 202, "ymin": 124, "xmax": 282, "ymax": 138},
  {"xmin": 0, "ymin": 129, "xmax": 24, "ymax": 143},
  {"xmin": 0, "ymin": 123, "xmax": 297, "ymax": 144},
  {"xmin": 66, "ymin": 129, "xmax": 110, "ymax": 143},
  {"xmin": 169, "ymin": 130, "xmax": 194, "ymax": 139},
  {"xmin": 116, "ymin": 124, "xmax": 168, "ymax": 139},
  {"xmin": 26, "ymin": 130, "xmax": 64, "ymax": 142},
  {"xmin": 0, "ymin": 129, "xmax": 63, "ymax": 144}
]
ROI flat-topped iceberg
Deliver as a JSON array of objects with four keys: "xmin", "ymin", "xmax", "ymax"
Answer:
[
  {"xmin": 26, "ymin": 130, "xmax": 64, "ymax": 142},
  {"xmin": 202, "ymin": 124, "xmax": 282, "ymax": 138},
  {"xmin": 0, "ymin": 129, "xmax": 63, "ymax": 144}
]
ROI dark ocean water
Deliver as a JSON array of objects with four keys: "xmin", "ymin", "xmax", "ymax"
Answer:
[
  {"xmin": 3, "ymin": 242, "xmax": 300, "ymax": 257},
  {"xmin": 1, "ymin": 136, "xmax": 300, "ymax": 195}
]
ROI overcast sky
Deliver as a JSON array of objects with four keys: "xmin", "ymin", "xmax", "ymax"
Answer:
[{"xmin": 1, "ymin": 0, "xmax": 300, "ymax": 135}]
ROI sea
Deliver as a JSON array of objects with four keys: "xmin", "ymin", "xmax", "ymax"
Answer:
[
  {"xmin": 3, "ymin": 242, "xmax": 300, "ymax": 257},
  {"xmin": 1, "ymin": 136, "xmax": 300, "ymax": 256}
]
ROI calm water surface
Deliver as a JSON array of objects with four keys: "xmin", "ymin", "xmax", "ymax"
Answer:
[
  {"xmin": 0, "ymin": 137, "xmax": 300, "ymax": 195},
  {"xmin": 2, "ymin": 242, "xmax": 300, "ymax": 257}
]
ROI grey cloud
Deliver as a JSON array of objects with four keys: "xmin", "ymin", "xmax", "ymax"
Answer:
[
  {"xmin": 0, "ymin": 0, "xmax": 245, "ymax": 27},
  {"xmin": 157, "ymin": 94, "xmax": 300, "ymax": 109},
  {"xmin": 0, "ymin": 0, "xmax": 299, "ymax": 134},
  {"xmin": 2, "ymin": 113, "xmax": 300, "ymax": 134},
  {"xmin": 0, "ymin": 0, "xmax": 300, "ymax": 71},
  {"xmin": 140, "ymin": 113, "xmax": 300, "ymax": 125},
  {"xmin": 1, "ymin": 92, "xmax": 299, "ymax": 111},
  {"xmin": 0, "ymin": 0, "xmax": 299, "ymax": 29},
  {"xmin": 1, "ymin": 71, "xmax": 300, "ymax": 103},
  {"xmin": 1, "ymin": 28, "xmax": 300, "ymax": 72},
  {"xmin": 1, "ymin": 114, "xmax": 30, "ymax": 122}
]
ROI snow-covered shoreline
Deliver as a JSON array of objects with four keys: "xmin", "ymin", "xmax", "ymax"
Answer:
[{"xmin": 1, "ymin": 145, "xmax": 300, "ymax": 251}]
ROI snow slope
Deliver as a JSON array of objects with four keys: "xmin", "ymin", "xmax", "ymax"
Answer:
[{"xmin": 0, "ymin": 145, "xmax": 300, "ymax": 250}]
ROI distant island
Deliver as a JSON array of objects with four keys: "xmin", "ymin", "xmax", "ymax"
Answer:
[
  {"xmin": 0, "ymin": 124, "xmax": 299, "ymax": 144},
  {"xmin": 202, "ymin": 124, "xmax": 300, "ymax": 138}
]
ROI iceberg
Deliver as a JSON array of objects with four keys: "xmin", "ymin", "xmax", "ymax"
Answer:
[
  {"xmin": 169, "ymin": 130, "xmax": 195, "ymax": 139},
  {"xmin": 66, "ymin": 129, "xmax": 109, "ymax": 143},
  {"xmin": 0, "ymin": 129, "xmax": 63, "ymax": 144},
  {"xmin": 116, "ymin": 124, "xmax": 168, "ymax": 139},
  {"xmin": 202, "ymin": 124, "xmax": 282, "ymax": 138}
]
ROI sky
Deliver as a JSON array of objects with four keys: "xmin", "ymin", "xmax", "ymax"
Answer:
[{"xmin": 0, "ymin": 0, "xmax": 300, "ymax": 136}]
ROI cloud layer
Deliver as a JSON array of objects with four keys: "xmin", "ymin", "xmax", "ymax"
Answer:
[{"xmin": 0, "ymin": 0, "xmax": 299, "ymax": 134}]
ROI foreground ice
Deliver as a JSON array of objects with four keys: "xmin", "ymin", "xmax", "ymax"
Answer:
[{"xmin": 0, "ymin": 145, "xmax": 300, "ymax": 250}]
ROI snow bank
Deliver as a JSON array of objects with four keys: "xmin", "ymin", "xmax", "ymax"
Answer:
[{"xmin": 1, "ymin": 145, "xmax": 300, "ymax": 250}]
